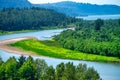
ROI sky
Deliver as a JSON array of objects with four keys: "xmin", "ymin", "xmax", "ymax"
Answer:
[{"xmin": 28, "ymin": 0, "xmax": 120, "ymax": 6}]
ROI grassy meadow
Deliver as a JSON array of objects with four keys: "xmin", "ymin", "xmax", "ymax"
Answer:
[{"xmin": 10, "ymin": 39, "xmax": 120, "ymax": 63}]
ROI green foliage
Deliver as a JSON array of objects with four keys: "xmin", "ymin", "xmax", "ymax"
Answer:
[
  {"xmin": 42, "ymin": 66, "xmax": 55, "ymax": 80},
  {"xmin": 55, "ymin": 63, "xmax": 65, "ymax": 80},
  {"xmin": 35, "ymin": 59, "xmax": 48, "ymax": 79},
  {"xmin": 54, "ymin": 19, "xmax": 120, "ymax": 58},
  {"xmin": 5, "ymin": 57, "xmax": 18, "ymax": 80},
  {"xmin": 0, "ymin": 7, "xmax": 75, "ymax": 31},
  {"xmin": 11, "ymin": 39, "xmax": 120, "ymax": 62},
  {"xmin": 94, "ymin": 19, "xmax": 104, "ymax": 30},
  {"xmin": 18, "ymin": 58, "xmax": 37, "ymax": 80},
  {"xmin": 18, "ymin": 55, "xmax": 26, "ymax": 68},
  {"xmin": 0, "ymin": 56, "xmax": 3, "ymax": 65},
  {"xmin": 62, "ymin": 62, "xmax": 75, "ymax": 80},
  {"xmin": 0, "ymin": 56, "xmax": 101, "ymax": 80},
  {"xmin": 0, "ymin": 63, "xmax": 6, "ymax": 80}
]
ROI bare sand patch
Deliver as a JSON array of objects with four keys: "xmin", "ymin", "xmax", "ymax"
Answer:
[{"xmin": 0, "ymin": 37, "xmax": 40, "ymax": 56}]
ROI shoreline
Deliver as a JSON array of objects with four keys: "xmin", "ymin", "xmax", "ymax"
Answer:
[
  {"xmin": 0, "ymin": 37, "xmax": 41, "ymax": 57},
  {"xmin": 0, "ymin": 37, "xmax": 120, "ymax": 63}
]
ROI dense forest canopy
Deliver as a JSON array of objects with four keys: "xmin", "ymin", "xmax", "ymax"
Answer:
[
  {"xmin": 0, "ymin": 56, "xmax": 100, "ymax": 80},
  {"xmin": 0, "ymin": 7, "xmax": 75, "ymax": 31},
  {"xmin": 54, "ymin": 19, "xmax": 120, "ymax": 58}
]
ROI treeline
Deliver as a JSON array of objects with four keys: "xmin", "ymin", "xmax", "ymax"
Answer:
[
  {"xmin": 54, "ymin": 19, "xmax": 120, "ymax": 58},
  {"xmin": 0, "ymin": 7, "xmax": 75, "ymax": 31},
  {"xmin": 0, "ymin": 56, "xmax": 100, "ymax": 80}
]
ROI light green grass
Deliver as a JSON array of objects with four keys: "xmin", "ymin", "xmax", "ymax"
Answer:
[{"xmin": 11, "ymin": 39, "xmax": 120, "ymax": 63}]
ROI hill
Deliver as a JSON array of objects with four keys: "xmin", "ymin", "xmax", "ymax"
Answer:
[
  {"xmin": 1, "ymin": 1, "xmax": 120, "ymax": 17},
  {"xmin": 0, "ymin": 8, "xmax": 73, "ymax": 31},
  {"xmin": 34, "ymin": 1, "xmax": 120, "ymax": 17},
  {"xmin": 0, "ymin": 0, "xmax": 32, "ymax": 9}
]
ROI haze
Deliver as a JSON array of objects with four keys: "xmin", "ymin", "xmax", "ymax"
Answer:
[{"xmin": 28, "ymin": 0, "xmax": 120, "ymax": 6}]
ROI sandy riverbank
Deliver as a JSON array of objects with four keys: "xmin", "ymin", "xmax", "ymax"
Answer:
[{"xmin": 0, "ymin": 37, "xmax": 39, "ymax": 56}]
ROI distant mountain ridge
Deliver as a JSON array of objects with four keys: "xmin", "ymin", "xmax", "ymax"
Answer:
[
  {"xmin": 34, "ymin": 1, "xmax": 120, "ymax": 16},
  {"xmin": 0, "ymin": 0, "xmax": 120, "ymax": 17},
  {"xmin": 0, "ymin": 0, "xmax": 31, "ymax": 9}
]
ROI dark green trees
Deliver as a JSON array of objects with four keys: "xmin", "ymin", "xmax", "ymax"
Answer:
[
  {"xmin": 0, "ymin": 8, "xmax": 75, "ymax": 31},
  {"xmin": 5, "ymin": 57, "xmax": 18, "ymax": 80},
  {"xmin": 54, "ymin": 19, "xmax": 120, "ymax": 58},
  {"xmin": 18, "ymin": 56, "xmax": 37, "ymax": 80},
  {"xmin": 118, "ymin": 19, "xmax": 120, "ymax": 25},
  {"xmin": 18, "ymin": 55, "xmax": 26, "ymax": 67},
  {"xmin": 35, "ymin": 59, "xmax": 48, "ymax": 79},
  {"xmin": 95, "ymin": 19, "xmax": 104, "ymax": 30},
  {"xmin": 55, "ymin": 63, "xmax": 64, "ymax": 80},
  {"xmin": 0, "ymin": 56, "xmax": 101, "ymax": 80}
]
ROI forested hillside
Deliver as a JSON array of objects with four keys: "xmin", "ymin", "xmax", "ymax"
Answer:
[
  {"xmin": 35, "ymin": 1, "xmax": 120, "ymax": 16},
  {"xmin": 1, "ymin": 0, "xmax": 120, "ymax": 17},
  {"xmin": 0, "ymin": 8, "xmax": 74, "ymax": 31},
  {"xmin": 54, "ymin": 19, "xmax": 120, "ymax": 58},
  {"xmin": 0, "ymin": 56, "xmax": 100, "ymax": 80}
]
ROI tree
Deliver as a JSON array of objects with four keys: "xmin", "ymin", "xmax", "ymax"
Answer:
[
  {"xmin": 41, "ymin": 66, "xmax": 55, "ymax": 80},
  {"xmin": 62, "ymin": 62, "xmax": 75, "ymax": 80},
  {"xmin": 118, "ymin": 19, "xmax": 120, "ymax": 25},
  {"xmin": 18, "ymin": 58, "xmax": 37, "ymax": 80},
  {"xmin": 0, "ymin": 63, "xmax": 6, "ymax": 80},
  {"xmin": 5, "ymin": 57, "xmax": 18, "ymax": 80},
  {"xmin": 35, "ymin": 59, "xmax": 48, "ymax": 79},
  {"xmin": 95, "ymin": 19, "xmax": 104, "ymax": 30},
  {"xmin": 26, "ymin": 56, "xmax": 34, "ymax": 63},
  {"xmin": 0, "ymin": 8, "xmax": 74, "ymax": 31},
  {"xmin": 0, "ymin": 56, "xmax": 3, "ymax": 65},
  {"xmin": 18, "ymin": 55, "xmax": 26, "ymax": 67},
  {"xmin": 75, "ymin": 64, "xmax": 87, "ymax": 80},
  {"xmin": 55, "ymin": 63, "xmax": 65, "ymax": 80},
  {"xmin": 85, "ymin": 67, "xmax": 100, "ymax": 80},
  {"xmin": 0, "ymin": 56, "xmax": 101, "ymax": 80}
]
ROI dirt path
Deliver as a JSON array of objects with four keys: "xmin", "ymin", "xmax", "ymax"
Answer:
[{"xmin": 0, "ymin": 37, "xmax": 39, "ymax": 56}]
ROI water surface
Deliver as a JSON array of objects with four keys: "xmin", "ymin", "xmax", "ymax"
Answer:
[
  {"xmin": 77, "ymin": 14, "xmax": 120, "ymax": 20},
  {"xmin": 0, "ymin": 29, "xmax": 120, "ymax": 80}
]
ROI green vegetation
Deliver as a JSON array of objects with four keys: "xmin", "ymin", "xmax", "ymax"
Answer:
[
  {"xmin": 11, "ymin": 39, "xmax": 120, "ymax": 62},
  {"xmin": 0, "ymin": 56, "xmax": 101, "ymax": 80},
  {"xmin": 0, "ymin": 8, "xmax": 75, "ymax": 31},
  {"xmin": 54, "ymin": 19, "xmax": 120, "ymax": 58}
]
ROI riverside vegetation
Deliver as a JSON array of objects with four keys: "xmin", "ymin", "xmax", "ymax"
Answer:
[
  {"xmin": 54, "ymin": 19, "xmax": 120, "ymax": 58},
  {"xmin": 10, "ymin": 19, "xmax": 120, "ymax": 62},
  {"xmin": 11, "ymin": 39, "xmax": 120, "ymax": 62},
  {"xmin": 0, "ymin": 56, "xmax": 101, "ymax": 80}
]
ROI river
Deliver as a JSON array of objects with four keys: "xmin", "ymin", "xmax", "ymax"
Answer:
[
  {"xmin": 77, "ymin": 14, "xmax": 120, "ymax": 20},
  {"xmin": 0, "ymin": 29, "xmax": 120, "ymax": 80}
]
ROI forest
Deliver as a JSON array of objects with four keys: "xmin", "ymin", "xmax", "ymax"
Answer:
[
  {"xmin": 0, "ymin": 7, "xmax": 75, "ymax": 31},
  {"xmin": 0, "ymin": 56, "xmax": 100, "ymax": 80},
  {"xmin": 54, "ymin": 19, "xmax": 120, "ymax": 58}
]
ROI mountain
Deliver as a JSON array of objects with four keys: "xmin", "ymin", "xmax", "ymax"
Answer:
[
  {"xmin": 0, "ymin": 0, "xmax": 31, "ymax": 9},
  {"xmin": 0, "ymin": 1, "xmax": 120, "ymax": 17},
  {"xmin": 33, "ymin": 1, "xmax": 120, "ymax": 17}
]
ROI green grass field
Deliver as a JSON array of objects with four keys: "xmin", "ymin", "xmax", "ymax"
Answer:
[{"xmin": 11, "ymin": 39, "xmax": 120, "ymax": 63}]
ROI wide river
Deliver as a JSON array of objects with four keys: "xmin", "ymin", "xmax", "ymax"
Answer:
[
  {"xmin": 77, "ymin": 14, "xmax": 120, "ymax": 20},
  {"xmin": 0, "ymin": 29, "xmax": 120, "ymax": 80}
]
